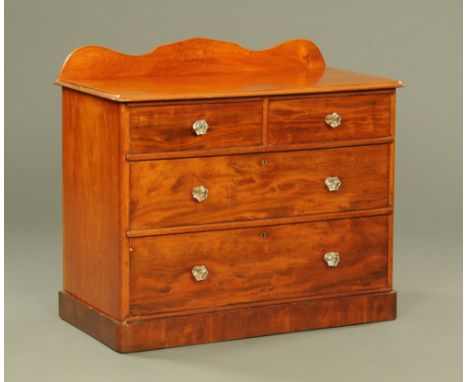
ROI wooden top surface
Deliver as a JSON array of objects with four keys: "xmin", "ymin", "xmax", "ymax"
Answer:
[{"xmin": 55, "ymin": 38, "xmax": 403, "ymax": 102}]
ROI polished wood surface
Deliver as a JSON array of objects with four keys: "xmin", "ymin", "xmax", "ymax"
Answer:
[
  {"xmin": 129, "ymin": 215, "xmax": 389, "ymax": 315},
  {"xmin": 127, "ymin": 208, "xmax": 392, "ymax": 238},
  {"xmin": 57, "ymin": 38, "xmax": 325, "ymax": 81},
  {"xmin": 129, "ymin": 145, "xmax": 389, "ymax": 229},
  {"xmin": 126, "ymin": 90, "xmax": 392, "ymax": 159},
  {"xmin": 387, "ymin": 91, "xmax": 396, "ymax": 287},
  {"xmin": 56, "ymin": 68, "xmax": 403, "ymax": 102},
  {"xmin": 59, "ymin": 290, "xmax": 396, "ymax": 352},
  {"xmin": 54, "ymin": 38, "xmax": 402, "ymax": 102},
  {"xmin": 269, "ymin": 91, "xmax": 391, "ymax": 145},
  {"xmin": 59, "ymin": 292, "xmax": 122, "ymax": 350},
  {"xmin": 129, "ymin": 100, "xmax": 263, "ymax": 153},
  {"xmin": 62, "ymin": 89, "xmax": 127, "ymax": 320},
  {"xmin": 57, "ymin": 38, "xmax": 401, "ymax": 352},
  {"xmin": 126, "ymin": 136, "xmax": 393, "ymax": 162}
]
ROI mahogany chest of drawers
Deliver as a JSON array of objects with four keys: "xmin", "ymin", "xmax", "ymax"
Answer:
[{"xmin": 55, "ymin": 38, "xmax": 403, "ymax": 352}]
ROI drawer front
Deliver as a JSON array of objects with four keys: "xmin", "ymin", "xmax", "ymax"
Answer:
[
  {"xmin": 129, "ymin": 215, "xmax": 389, "ymax": 315},
  {"xmin": 269, "ymin": 92, "xmax": 391, "ymax": 145},
  {"xmin": 130, "ymin": 145, "xmax": 389, "ymax": 229},
  {"xmin": 129, "ymin": 101, "xmax": 263, "ymax": 153}
]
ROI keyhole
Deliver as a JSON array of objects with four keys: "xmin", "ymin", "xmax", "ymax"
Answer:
[
  {"xmin": 260, "ymin": 159, "xmax": 268, "ymax": 166},
  {"xmin": 260, "ymin": 231, "xmax": 268, "ymax": 238}
]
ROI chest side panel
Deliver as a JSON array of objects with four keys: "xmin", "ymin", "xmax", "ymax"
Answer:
[{"xmin": 62, "ymin": 89, "xmax": 127, "ymax": 319}]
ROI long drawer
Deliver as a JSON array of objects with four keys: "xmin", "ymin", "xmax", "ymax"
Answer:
[
  {"xmin": 129, "ymin": 145, "xmax": 390, "ymax": 230},
  {"xmin": 129, "ymin": 215, "xmax": 390, "ymax": 315}
]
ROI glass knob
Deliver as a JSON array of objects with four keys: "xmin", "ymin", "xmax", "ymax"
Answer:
[
  {"xmin": 192, "ymin": 265, "xmax": 208, "ymax": 281},
  {"xmin": 325, "ymin": 112, "xmax": 341, "ymax": 128},
  {"xmin": 192, "ymin": 119, "xmax": 209, "ymax": 135},
  {"xmin": 324, "ymin": 252, "xmax": 340, "ymax": 267},
  {"xmin": 192, "ymin": 185, "xmax": 208, "ymax": 202},
  {"xmin": 325, "ymin": 176, "xmax": 341, "ymax": 192}
]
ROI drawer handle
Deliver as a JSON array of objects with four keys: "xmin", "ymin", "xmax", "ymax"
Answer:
[
  {"xmin": 192, "ymin": 265, "xmax": 208, "ymax": 281},
  {"xmin": 325, "ymin": 176, "xmax": 341, "ymax": 192},
  {"xmin": 192, "ymin": 119, "xmax": 209, "ymax": 135},
  {"xmin": 325, "ymin": 112, "xmax": 341, "ymax": 128},
  {"xmin": 192, "ymin": 185, "xmax": 209, "ymax": 202},
  {"xmin": 324, "ymin": 252, "xmax": 340, "ymax": 267}
]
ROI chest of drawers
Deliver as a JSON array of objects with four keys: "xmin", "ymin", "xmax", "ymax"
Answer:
[{"xmin": 56, "ymin": 38, "xmax": 403, "ymax": 352}]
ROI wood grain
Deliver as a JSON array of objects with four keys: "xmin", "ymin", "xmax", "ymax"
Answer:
[
  {"xmin": 127, "ymin": 207, "xmax": 392, "ymax": 238},
  {"xmin": 62, "ymin": 89, "xmax": 127, "ymax": 320},
  {"xmin": 118, "ymin": 104, "xmax": 131, "ymax": 318},
  {"xmin": 387, "ymin": 90, "xmax": 396, "ymax": 287},
  {"xmin": 57, "ymin": 38, "xmax": 325, "ymax": 81},
  {"xmin": 126, "ymin": 136, "xmax": 394, "ymax": 162},
  {"xmin": 129, "ymin": 215, "xmax": 389, "ymax": 315},
  {"xmin": 129, "ymin": 145, "xmax": 390, "ymax": 229},
  {"xmin": 129, "ymin": 101, "xmax": 263, "ymax": 153},
  {"xmin": 59, "ymin": 290, "xmax": 397, "ymax": 352},
  {"xmin": 58, "ymin": 38, "xmax": 402, "ymax": 352},
  {"xmin": 269, "ymin": 91, "xmax": 391, "ymax": 145},
  {"xmin": 54, "ymin": 38, "xmax": 403, "ymax": 102},
  {"xmin": 55, "ymin": 68, "xmax": 403, "ymax": 102}
]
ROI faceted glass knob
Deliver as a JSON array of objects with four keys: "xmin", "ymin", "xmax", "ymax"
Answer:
[
  {"xmin": 192, "ymin": 185, "xmax": 208, "ymax": 202},
  {"xmin": 324, "ymin": 252, "xmax": 340, "ymax": 267},
  {"xmin": 325, "ymin": 112, "xmax": 341, "ymax": 128},
  {"xmin": 325, "ymin": 176, "xmax": 341, "ymax": 192},
  {"xmin": 192, "ymin": 265, "xmax": 208, "ymax": 281},
  {"xmin": 192, "ymin": 119, "xmax": 209, "ymax": 135}
]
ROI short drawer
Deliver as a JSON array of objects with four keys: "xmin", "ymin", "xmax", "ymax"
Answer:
[
  {"xmin": 129, "ymin": 215, "xmax": 390, "ymax": 315},
  {"xmin": 268, "ymin": 91, "xmax": 392, "ymax": 145},
  {"xmin": 129, "ymin": 101, "xmax": 263, "ymax": 153},
  {"xmin": 129, "ymin": 145, "xmax": 389, "ymax": 230}
]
